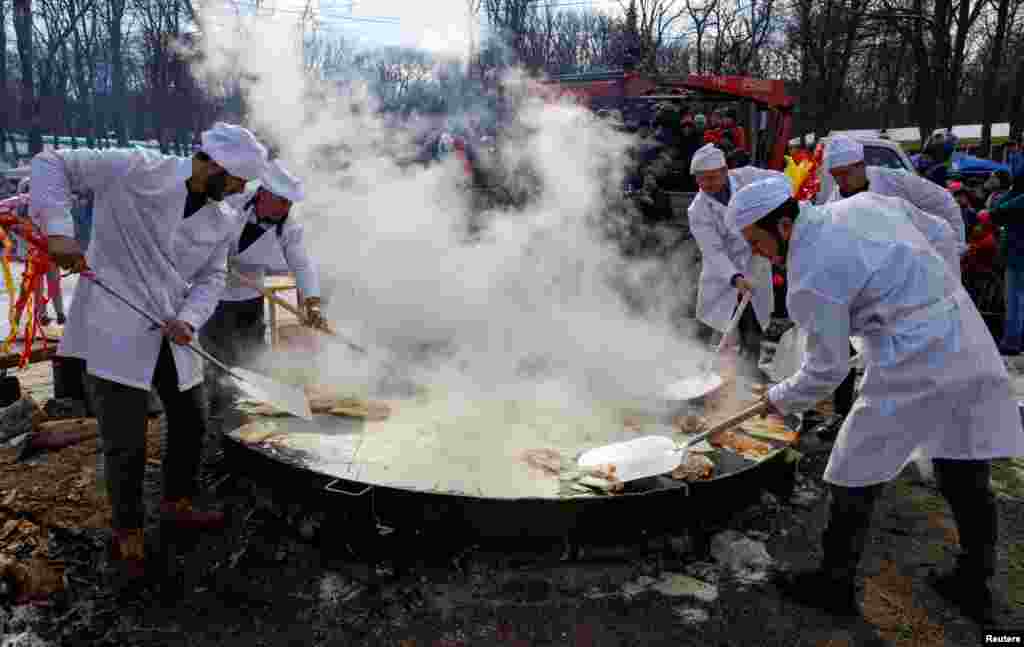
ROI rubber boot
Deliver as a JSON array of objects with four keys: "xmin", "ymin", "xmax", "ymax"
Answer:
[
  {"xmin": 110, "ymin": 528, "xmax": 146, "ymax": 581},
  {"xmin": 928, "ymin": 565, "xmax": 996, "ymax": 625},
  {"xmin": 776, "ymin": 565, "xmax": 859, "ymax": 617},
  {"xmin": 159, "ymin": 497, "xmax": 226, "ymax": 531}
]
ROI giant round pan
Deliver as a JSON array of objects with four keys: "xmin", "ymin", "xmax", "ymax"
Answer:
[{"xmin": 220, "ymin": 402, "xmax": 797, "ymax": 541}]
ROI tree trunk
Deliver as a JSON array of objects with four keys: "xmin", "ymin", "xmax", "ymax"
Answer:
[
  {"xmin": 13, "ymin": 0, "xmax": 42, "ymax": 155},
  {"xmin": 1010, "ymin": 54, "xmax": 1024, "ymax": 144},
  {"xmin": 108, "ymin": 0, "xmax": 127, "ymax": 146},
  {"xmin": 0, "ymin": 0, "xmax": 8, "ymax": 160},
  {"xmin": 980, "ymin": 0, "xmax": 1011, "ymax": 158},
  {"xmin": 928, "ymin": 0, "xmax": 951, "ymax": 135}
]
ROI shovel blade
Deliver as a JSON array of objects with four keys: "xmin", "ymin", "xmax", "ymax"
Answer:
[
  {"xmin": 577, "ymin": 435, "xmax": 681, "ymax": 482},
  {"xmin": 228, "ymin": 366, "xmax": 313, "ymax": 421},
  {"xmin": 663, "ymin": 372, "xmax": 724, "ymax": 401}
]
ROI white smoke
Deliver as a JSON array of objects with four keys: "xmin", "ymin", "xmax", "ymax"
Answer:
[{"xmin": 192, "ymin": 5, "xmax": 707, "ymax": 492}]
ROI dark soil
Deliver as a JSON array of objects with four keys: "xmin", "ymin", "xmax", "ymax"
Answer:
[{"xmin": 1, "ymin": 408, "xmax": 1022, "ymax": 646}]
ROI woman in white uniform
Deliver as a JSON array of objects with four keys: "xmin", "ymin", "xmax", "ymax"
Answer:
[
  {"xmin": 728, "ymin": 176, "xmax": 1024, "ymax": 624},
  {"xmin": 687, "ymin": 143, "xmax": 784, "ymax": 374},
  {"xmin": 201, "ymin": 160, "xmax": 324, "ymax": 397}
]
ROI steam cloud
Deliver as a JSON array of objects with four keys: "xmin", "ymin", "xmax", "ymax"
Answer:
[{"xmin": 192, "ymin": 3, "xmax": 708, "ymax": 492}]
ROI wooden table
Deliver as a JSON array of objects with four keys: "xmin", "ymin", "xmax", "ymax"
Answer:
[
  {"xmin": 263, "ymin": 274, "xmax": 302, "ymax": 348},
  {"xmin": 0, "ymin": 340, "xmax": 59, "ymax": 370}
]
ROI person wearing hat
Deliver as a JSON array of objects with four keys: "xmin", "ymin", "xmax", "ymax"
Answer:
[
  {"xmin": 949, "ymin": 181, "xmax": 979, "ymax": 233},
  {"xmin": 31, "ymin": 121, "xmax": 268, "ymax": 584},
  {"xmin": 984, "ymin": 169, "xmax": 1012, "ymax": 210},
  {"xmin": 728, "ymin": 176, "xmax": 1024, "ymax": 623},
  {"xmin": 820, "ymin": 136, "xmax": 967, "ymax": 438},
  {"xmin": 202, "ymin": 159, "xmax": 325, "ymax": 413},
  {"xmin": 687, "ymin": 143, "xmax": 786, "ymax": 373},
  {"xmin": 823, "ymin": 135, "xmax": 964, "ymax": 246},
  {"xmin": 988, "ymin": 159, "xmax": 1024, "ymax": 354}
]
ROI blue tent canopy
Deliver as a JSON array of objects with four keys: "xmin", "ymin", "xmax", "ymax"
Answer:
[{"xmin": 951, "ymin": 153, "xmax": 1010, "ymax": 176}]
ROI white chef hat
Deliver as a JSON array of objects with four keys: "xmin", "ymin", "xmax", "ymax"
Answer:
[
  {"xmin": 690, "ymin": 143, "xmax": 727, "ymax": 174},
  {"xmin": 824, "ymin": 135, "xmax": 864, "ymax": 170},
  {"xmin": 200, "ymin": 122, "xmax": 268, "ymax": 181},
  {"xmin": 726, "ymin": 176, "xmax": 794, "ymax": 234},
  {"xmin": 260, "ymin": 159, "xmax": 305, "ymax": 203}
]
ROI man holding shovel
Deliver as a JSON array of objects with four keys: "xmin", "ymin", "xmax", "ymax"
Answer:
[
  {"xmin": 31, "ymin": 122, "xmax": 267, "ymax": 585},
  {"xmin": 687, "ymin": 143, "xmax": 786, "ymax": 377},
  {"xmin": 727, "ymin": 176, "xmax": 1024, "ymax": 623},
  {"xmin": 201, "ymin": 159, "xmax": 325, "ymax": 414}
]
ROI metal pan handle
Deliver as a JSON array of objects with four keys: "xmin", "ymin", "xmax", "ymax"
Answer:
[{"xmin": 324, "ymin": 478, "xmax": 373, "ymax": 497}]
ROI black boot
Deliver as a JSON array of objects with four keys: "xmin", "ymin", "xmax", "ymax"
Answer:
[
  {"xmin": 776, "ymin": 566, "xmax": 859, "ymax": 617},
  {"xmin": 928, "ymin": 566, "xmax": 995, "ymax": 625}
]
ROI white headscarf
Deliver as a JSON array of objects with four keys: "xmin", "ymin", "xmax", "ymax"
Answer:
[
  {"xmin": 727, "ymin": 176, "xmax": 794, "ymax": 234},
  {"xmin": 690, "ymin": 143, "xmax": 727, "ymax": 174},
  {"xmin": 824, "ymin": 135, "xmax": 865, "ymax": 170},
  {"xmin": 260, "ymin": 159, "xmax": 305, "ymax": 203},
  {"xmin": 200, "ymin": 122, "xmax": 268, "ymax": 180}
]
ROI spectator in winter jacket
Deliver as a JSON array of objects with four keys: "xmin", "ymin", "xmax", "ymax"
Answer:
[
  {"xmin": 985, "ymin": 170, "xmax": 1013, "ymax": 210},
  {"xmin": 961, "ymin": 210, "xmax": 999, "ymax": 311},
  {"xmin": 952, "ymin": 183, "xmax": 978, "ymax": 233},
  {"xmin": 721, "ymin": 109, "xmax": 748, "ymax": 152},
  {"xmin": 989, "ymin": 172, "xmax": 1024, "ymax": 354},
  {"xmin": 924, "ymin": 134, "xmax": 958, "ymax": 188}
]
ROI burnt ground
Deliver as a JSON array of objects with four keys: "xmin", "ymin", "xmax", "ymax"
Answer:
[{"xmin": 1, "ymin": 361, "xmax": 1023, "ymax": 646}]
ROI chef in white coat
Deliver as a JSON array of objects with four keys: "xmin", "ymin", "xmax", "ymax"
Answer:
[
  {"xmin": 728, "ymin": 176, "xmax": 1024, "ymax": 623},
  {"xmin": 201, "ymin": 159, "xmax": 324, "ymax": 407},
  {"xmin": 687, "ymin": 143, "xmax": 783, "ymax": 374},
  {"xmin": 815, "ymin": 136, "xmax": 966, "ymax": 441},
  {"xmin": 823, "ymin": 135, "xmax": 965, "ymax": 246},
  {"xmin": 32, "ymin": 122, "xmax": 267, "ymax": 583}
]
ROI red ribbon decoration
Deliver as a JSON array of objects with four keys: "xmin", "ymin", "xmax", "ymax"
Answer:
[{"xmin": 0, "ymin": 194, "xmax": 57, "ymax": 368}]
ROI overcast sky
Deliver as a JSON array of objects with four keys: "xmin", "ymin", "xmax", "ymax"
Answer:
[{"xmin": 264, "ymin": 0, "xmax": 623, "ymax": 55}]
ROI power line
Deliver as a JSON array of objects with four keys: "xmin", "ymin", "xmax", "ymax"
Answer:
[{"xmin": 214, "ymin": 0, "xmax": 401, "ymax": 23}]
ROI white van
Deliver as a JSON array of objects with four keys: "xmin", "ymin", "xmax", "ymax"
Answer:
[{"xmin": 813, "ymin": 135, "xmax": 916, "ymax": 205}]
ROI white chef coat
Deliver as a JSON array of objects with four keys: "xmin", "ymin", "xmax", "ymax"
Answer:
[
  {"xmin": 220, "ymin": 194, "xmax": 320, "ymax": 302},
  {"xmin": 30, "ymin": 149, "xmax": 243, "ymax": 392},
  {"xmin": 824, "ymin": 166, "xmax": 966, "ymax": 248},
  {"xmin": 768, "ymin": 196, "xmax": 1024, "ymax": 487},
  {"xmin": 688, "ymin": 166, "xmax": 784, "ymax": 332},
  {"xmin": 861, "ymin": 193, "xmax": 963, "ymax": 284}
]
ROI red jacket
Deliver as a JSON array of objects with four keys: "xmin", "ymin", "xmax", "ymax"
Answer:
[{"xmin": 963, "ymin": 223, "xmax": 998, "ymax": 275}]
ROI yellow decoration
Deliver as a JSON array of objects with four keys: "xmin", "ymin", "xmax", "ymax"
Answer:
[{"xmin": 784, "ymin": 155, "xmax": 813, "ymax": 196}]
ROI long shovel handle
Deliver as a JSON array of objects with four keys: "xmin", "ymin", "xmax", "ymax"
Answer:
[
  {"xmin": 715, "ymin": 291, "xmax": 752, "ymax": 355},
  {"xmin": 684, "ymin": 398, "xmax": 771, "ymax": 448},
  {"xmin": 229, "ymin": 269, "xmax": 367, "ymax": 355},
  {"xmin": 82, "ymin": 272, "xmax": 243, "ymax": 381}
]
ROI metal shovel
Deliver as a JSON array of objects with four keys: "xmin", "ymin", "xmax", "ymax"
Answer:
[
  {"xmin": 228, "ymin": 269, "xmax": 367, "ymax": 355},
  {"xmin": 82, "ymin": 272, "xmax": 312, "ymax": 421},
  {"xmin": 662, "ymin": 292, "xmax": 752, "ymax": 402},
  {"xmin": 577, "ymin": 398, "xmax": 771, "ymax": 482}
]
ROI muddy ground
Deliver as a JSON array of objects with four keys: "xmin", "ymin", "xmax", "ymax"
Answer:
[{"xmin": 1, "ymin": 361, "xmax": 1023, "ymax": 647}]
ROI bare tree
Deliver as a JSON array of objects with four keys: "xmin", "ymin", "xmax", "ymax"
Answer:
[
  {"xmin": 683, "ymin": 0, "xmax": 719, "ymax": 74},
  {"xmin": 617, "ymin": 0, "xmax": 686, "ymax": 72},
  {"xmin": 13, "ymin": 0, "xmax": 39, "ymax": 154},
  {"xmin": 104, "ymin": 0, "xmax": 128, "ymax": 145},
  {"xmin": 0, "ymin": 0, "xmax": 11, "ymax": 159},
  {"xmin": 980, "ymin": 0, "xmax": 1012, "ymax": 156},
  {"xmin": 483, "ymin": 0, "xmax": 536, "ymax": 66},
  {"xmin": 788, "ymin": 0, "xmax": 875, "ymax": 137},
  {"xmin": 707, "ymin": 0, "xmax": 777, "ymax": 75}
]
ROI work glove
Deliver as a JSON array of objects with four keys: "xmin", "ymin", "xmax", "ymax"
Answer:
[
  {"xmin": 48, "ymin": 236, "xmax": 88, "ymax": 273},
  {"xmin": 162, "ymin": 319, "xmax": 195, "ymax": 346},
  {"xmin": 304, "ymin": 298, "xmax": 326, "ymax": 330}
]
